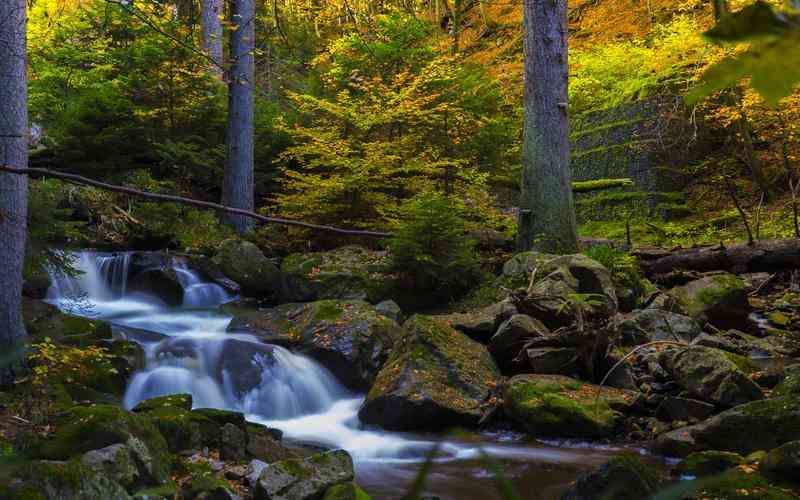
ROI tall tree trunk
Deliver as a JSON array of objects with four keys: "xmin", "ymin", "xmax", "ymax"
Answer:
[
  {"xmin": 202, "ymin": 0, "xmax": 224, "ymax": 77},
  {"xmin": 0, "ymin": 0, "xmax": 29, "ymax": 384},
  {"xmin": 517, "ymin": 0, "xmax": 578, "ymax": 253},
  {"xmin": 222, "ymin": 0, "xmax": 255, "ymax": 233}
]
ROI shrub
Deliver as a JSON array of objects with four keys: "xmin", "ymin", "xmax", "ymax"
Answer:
[
  {"xmin": 584, "ymin": 245, "xmax": 646, "ymax": 300},
  {"xmin": 388, "ymin": 192, "xmax": 479, "ymax": 297}
]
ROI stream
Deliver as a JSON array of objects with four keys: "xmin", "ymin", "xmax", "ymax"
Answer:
[{"xmin": 46, "ymin": 251, "xmax": 642, "ymax": 499}]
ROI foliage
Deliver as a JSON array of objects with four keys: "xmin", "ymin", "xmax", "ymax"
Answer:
[
  {"xmin": 584, "ymin": 245, "xmax": 646, "ymax": 299},
  {"xmin": 388, "ymin": 192, "xmax": 479, "ymax": 295}
]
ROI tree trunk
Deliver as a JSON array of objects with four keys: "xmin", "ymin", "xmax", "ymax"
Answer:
[
  {"xmin": 201, "ymin": 0, "xmax": 224, "ymax": 77},
  {"xmin": 0, "ymin": 0, "xmax": 29, "ymax": 385},
  {"xmin": 517, "ymin": 0, "xmax": 578, "ymax": 253},
  {"xmin": 222, "ymin": 0, "xmax": 255, "ymax": 234}
]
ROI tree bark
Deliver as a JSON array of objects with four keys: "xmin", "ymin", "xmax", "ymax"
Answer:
[
  {"xmin": 201, "ymin": 0, "xmax": 224, "ymax": 77},
  {"xmin": 0, "ymin": 0, "xmax": 29, "ymax": 385},
  {"xmin": 223, "ymin": 0, "xmax": 255, "ymax": 233},
  {"xmin": 517, "ymin": 0, "xmax": 578, "ymax": 253}
]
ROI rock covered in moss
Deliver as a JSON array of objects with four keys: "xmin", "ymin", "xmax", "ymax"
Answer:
[
  {"xmin": 774, "ymin": 365, "xmax": 800, "ymax": 397},
  {"xmin": 677, "ymin": 450, "xmax": 745, "ymax": 476},
  {"xmin": 669, "ymin": 273, "xmax": 750, "ymax": 329},
  {"xmin": 322, "ymin": 483, "xmax": 372, "ymax": 500},
  {"xmin": 254, "ymin": 450, "xmax": 354, "ymax": 500},
  {"xmin": 560, "ymin": 453, "xmax": 662, "ymax": 500},
  {"xmin": 229, "ymin": 300, "xmax": 403, "ymax": 391},
  {"xmin": 213, "ymin": 238, "xmax": 282, "ymax": 298},
  {"xmin": 29, "ymin": 404, "xmax": 171, "ymax": 487},
  {"xmin": 281, "ymin": 245, "xmax": 391, "ymax": 302},
  {"xmin": 358, "ymin": 315, "xmax": 500, "ymax": 431},
  {"xmin": 656, "ymin": 396, "xmax": 715, "ymax": 423},
  {"xmin": 180, "ymin": 461, "xmax": 238, "ymax": 500},
  {"xmin": 23, "ymin": 298, "xmax": 112, "ymax": 343},
  {"xmin": 7, "ymin": 460, "xmax": 134, "ymax": 500},
  {"xmin": 761, "ymin": 441, "xmax": 800, "ymax": 483},
  {"xmin": 503, "ymin": 374, "xmax": 635, "ymax": 438},
  {"xmin": 654, "ymin": 396, "xmax": 800, "ymax": 457},
  {"xmin": 502, "ymin": 251, "xmax": 553, "ymax": 280},
  {"xmin": 80, "ymin": 443, "xmax": 143, "ymax": 490},
  {"xmin": 677, "ymin": 470, "xmax": 797, "ymax": 499},
  {"xmin": 614, "ymin": 309, "xmax": 701, "ymax": 346},
  {"xmin": 661, "ymin": 346, "xmax": 763, "ymax": 407},
  {"xmin": 489, "ymin": 314, "xmax": 549, "ymax": 370}
]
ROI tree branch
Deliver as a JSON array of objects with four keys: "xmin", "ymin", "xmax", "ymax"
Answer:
[{"xmin": 0, "ymin": 165, "xmax": 391, "ymax": 238}]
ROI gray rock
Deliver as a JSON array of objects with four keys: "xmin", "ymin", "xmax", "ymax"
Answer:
[
  {"xmin": 761, "ymin": 440, "xmax": 800, "ymax": 482},
  {"xmin": 489, "ymin": 314, "xmax": 549, "ymax": 369},
  {"xmin": 221, "ymin": 423, "xmax": 246, "ymax": 461},
  {"xmin": 81, "ymin": 443, "xmax": 140, "ymax": 489},
  {"xmin": 660, "ymin": 346, "xmax": 763, "ymax": 407},
  {"xmin": 527, "ymin": 347, "xmax": 579, "ymax": 376},
  {"xmin": 560, "ymin": 454, "xmax": 662, "ymax": 500},
  {"xmin": 12, "ymin": 461, "xmax": 133, "ymax": 500},
  {"xmin": 375, "ymin": 300, "xmax": 402, "ymax": 323},
  {"xmin": 656, "ymin": 396, "xmax": 715, "ymax": 422},
  {"xmin": 669, "ymin": 273, "xmax": 750, "ymax": 329},
  {"xmin": 615, "ymin": 309, "xmax": 701, "ymax": 346},
  {"xmin": 691, "ymin": 332, "xmax": 741, "ymax": 354},
  {"xmin": 502, "ymin": 251, "xmax": 553, "ymax": 278},
  {"xmin": 254, "ymin": 450, "xmax": 354, "ymax": 500},
  {"xmin": 213, "ymin": 238, "xmax": 282, "ymax": 298},
  {"xmin": 247, "ymin": 459, "xmax": 269, "ymax": 486},
  {"xmin": 441, "ymin": 299, "xmax": 517, "ymax": 343}
]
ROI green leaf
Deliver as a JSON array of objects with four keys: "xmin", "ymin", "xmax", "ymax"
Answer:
[
  {"xmin": 704, "ymin": 1, "xmax": 793, "ymax": 42},
  {"xmin": 688, "ymin": 30, "xmax": 800, "ymax": 105}
]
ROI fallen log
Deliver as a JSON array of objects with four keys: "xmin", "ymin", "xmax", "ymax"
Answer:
[{"xmin": 643, "ymin": 239, "xmax": 800, "ymax": 277}]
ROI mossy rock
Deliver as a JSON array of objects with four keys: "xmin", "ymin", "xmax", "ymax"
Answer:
[
  {"xmin": 254, "ymin": 450, "xmax": 355, "ymax": 500},
  {"xmin": 678, "ymin": 450, "xmax": 745, "ymax": 476},
  {"xmin": 503, "ymin": 374, "xmax": 635, "ymax": 438},
  {"xmin": 669, "ymin": 273, "xmax": 750, "ymax": 329},
  {"xmin": 141, "ymin": 406, "xmax": 219, "ymax": 453},
  {"xmin": 28, "ymin": 404, "xmax": 171, "ymax": 486},
  {"xmin": 179, "ymin": 461, "xmax": 236, "ymax": 499},
  {"xmin": 761, "ymin": 441, "xmax": 800, "ymax": 483},
  {"xmin": 3, "ymin": 460, "xmax": 133, "ymax": 500},
  {"xmin": 323, "ymin": 482, "xmax": 372, "ymax": 500},
  {"xmin": 281, "ymin": 246, "xmax": 393, "ymax": 302},
  {"xmin": 212, "ymin": 238, "xmax": 282, "ymax": 297},
  {"xmin": 677, "ymin": 470, "xmax": 798, "ymax": 499},
  {"xmin": 228, "ymin": 300, "xmax": 403, "ymax": 391},
  {"xmin": 655, "ymin": 396, "xmax": 800, "ymax": 457},
  {"xmin": 775, "ymin": 369, "xmax": 800, "ymax": 398},
  {"xmin": 132, "ymin": 394, "xmax": 193, "ymax": 413},
  {"xmin": 358, "ymin": 315, "xmax": 501, "ymax": 431},
  {"xmin": 22, "ymin": 298, "xmax": 112, "ymax": 344},
  {"xmin": 561, "ymin": 453, "xmax": 663, "ymax": 499}
]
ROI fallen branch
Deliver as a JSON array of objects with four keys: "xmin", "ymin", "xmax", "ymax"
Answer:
[{"xmin": 0, "ymin": 165, "xmax": 391, "ymax": 238}]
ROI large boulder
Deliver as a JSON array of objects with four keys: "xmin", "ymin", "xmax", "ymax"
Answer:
[
  {"xmin": 281, "ymin": 245, "xmax": 391, "ymax": 302},
  {"xmin": 228, "ymin": 300, "xmax": 402, "ymax": 391},
  {"xmin": 669, "ymin": 273, "xmax": 750, "ymax": 329},
  {"xmin": 503, "ymin": 374, "xmax": 636, "ymax": 438},
  {"xmin": 213, "ymin": 238, "xmax": 283, "ymax": 298},
  {"xmin": 5, "ymin": 461, "xmax": 133, "ymax": 500},
  {"xmin": 659, "ymin": 346, "xmax": 763, "ymax": 407},
  {"xmin": 80, "ymin": 443, "xmax": 144, "ymax": 490},
  {"xmin": 489, "ymin": 314, "xmax": 549, "ymax": 370},
  {"xmin": 614, "ymin": 309, "xmax": 701, "ymax": 346},
  {"xmin": 560, "ymin": 454, "xmax": 662, "ymax": 500},
  {"xmin": 515, "ymin": 254, "xmax": 618, "ymax": 329},
  {"xmin": 358, "ymin": 315, "xmax": 500, "ymax": 431},
  {"xmin": 501, "ymin": 251, "xmax": 554, "ymax": 281},
  {"xmin": 438, "ymin": 299, "xmax": 517, "ymax": 343},
  {"xmin": 761, "ymin": 440, "xmax": 800, "ymax": 483},
  {"xmin": 128, "ymin": 267, "xmax": 184, "ymax": 306},
  {"xmin": 29, "ymin": 404, "xmax": 171, "ymax": 487},
  {"xmin": 254, "ymin": 450, "xmax": 354, "ymax": 500},
  {"xmin": 654, "ymin": 396, "xmax": 800, "ymax": 457}
]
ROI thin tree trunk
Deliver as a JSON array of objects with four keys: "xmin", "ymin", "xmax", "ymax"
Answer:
[
  {"xmin": 517, "ymin": 0, "xmax": 578, "ymax": 253},
  {"xmin": 223, "ymin": 0, "xmax": 255, "ymax": 233},
  {"xmin": 0, "ymin": 0, "xmax": 29, "ymax": 385},
  {"xmin": 201, "ymin": 0, "xmax": 224, "ymax": 77}
]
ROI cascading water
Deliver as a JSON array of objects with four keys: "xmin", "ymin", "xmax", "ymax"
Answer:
[{"xmin": 46, "ymin": 251, "xmax": 631, "ymax": 499}]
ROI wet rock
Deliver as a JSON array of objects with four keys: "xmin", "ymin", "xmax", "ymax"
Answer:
[
  {"xmin": 186, "ymin": 255, "xmax": 241, "ymax": 294},
  {"xmin": 761, "ymin": 440, "xmax": 800, "ymax": 483},
  {"xmin": 80, "ymin": 443, "xmax": 141, "ymax": 489},
  {"xmin": 614, "ymin": 309, "xmax": 701, "ymax": 346},
  {"xmin": 669, "ymin": 273, "xmax": 750, "ymax": 329},
  {"xmin": 323, "ymin": 482, "xmax": 373, "ymax": 500},
  {"xmin": 129, "ymin": 267, "xmax": 184, "ymax": 306},
  {"xmin": 503, "ymin": 374, "xmax": 636, "ymax": 438},
  {"xmin": 656, "ymin": 396, "xmax": 715, "ymax": 422},
  {"xmin": 229, "ymin": 300, "xmax": 402, "ymax": 391},
  {"xmin": 659, "ymin": 346, "xmax": 763, "ymax": 407},
  {"xmin": 677, "ymin": 450, "xmax": 745, "ymax": 476},
  {"xmin": 654, "ymin": 396, "xmax": 800, "ymax": 457},
  {"xmin": 246, "ymin": 423, "xmax": 295, "ymax": 463},
  {"xmin": 23, "ymin": 298, "xmax": 112, "ymax": 343},
  {"xmin": 359, "ymin": 315, "xmax": 500, "ymax": 431},
  {"xmin": 213, "ymin": 238, "xmax": 282, "ymax": 298},
  {"xmin": 560, "ymin": 453, "xmax": 662, "ymax": 500},
  {"xmin": 254, "ymin": 450, "xmax": 355, "ymax": 500},
  {"xmin": 8, "ymin": 460, "xmax": 133, "ymax": 500},
  {"xmin": 440, "ymin": 299, "xmax": 517, "ymax": 343},
  {"xmin": 489, "ymin": 314, "xmax": 549, "ymax": 370},
  {"xmin": 375, "ymin": 300, "xmax": 402, "ymax": 323},
  {"xmin": 220, "ymin": 423, "xmax": 246, "ymax": 461}
]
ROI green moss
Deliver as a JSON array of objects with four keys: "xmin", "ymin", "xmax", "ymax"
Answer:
[
  {"xmin": 680, "ymin": 451, "xmax": 745, "ymax": 476},
  {"xmin": 323, "ymin": 482, "xmax": 373, "ymax": 500},
  {"xmin": 312, "ymin": 300, "xmax": 346, "ymax": 322},
  {"xmin": 132, "ymin": 394, "xmax": 193, "ymax": 413},
  {"xmin": 680, "ymin": 470, "xmax": 797, "ymax": 499},
  {"xmin": 695, "ymin": 275, "xmax": 746, "ymax": 308},
  {"xmin": 179, "ymin": 462, "xmax": 231, "ymax": 498},
  {"xmin": 722, "ymin": 351, "xmax": 760, "ymax": 374}
]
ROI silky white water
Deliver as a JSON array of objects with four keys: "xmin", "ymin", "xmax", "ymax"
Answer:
[{"xmin": 46, "ymin": 251, "xmax": 629, "ymax": 498}]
